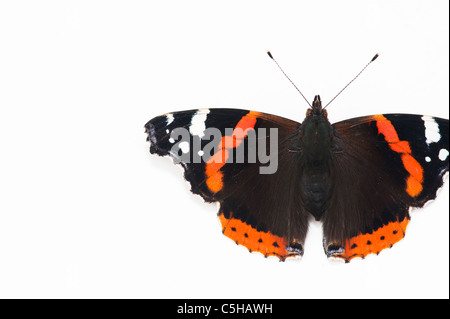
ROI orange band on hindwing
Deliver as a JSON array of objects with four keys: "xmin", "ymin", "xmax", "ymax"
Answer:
[
  {"xmin": 373, "ymin": 115, "xmax": 424, "ymax": 197},
  {"xmin": 336, "ymin": 216, "xmax": 410, "ymax": 262},
  {"xmin": 218, "ymin": 212, "xmax": 300, "ymax": 259},
  {"xmin": 205, "ymin": 111, "xmax": 259, "ymax": 193}
]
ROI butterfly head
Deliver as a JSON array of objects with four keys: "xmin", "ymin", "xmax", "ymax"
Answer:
[{"xmin": 307, "ymin": 95, "xmax": 328, "ymax": 117}]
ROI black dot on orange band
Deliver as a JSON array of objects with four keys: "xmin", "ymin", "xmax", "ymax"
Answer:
[
  {"xmin": 231, "ymin": 227, "xmax": 236, "ymax": 232},
  {"xmin": 393, "ymin": 230, "xmax": 398, "ymax": 234},
  {"xmin": 244, "ymin": 233, "xmax": 248, "ymax": 238},
  {"xmin": 367, "ymin": 240, "xmax": 372, "ymax": 245},
  {"xmin": 258, "ymin": 238, "xmax": 263, "ymax": 243},
  {"xmin": 351, "ymin": 243, "xmax": 358, "ymax": 249},
  {"xmin": 380, "ymin": 236, "xmax": 385, "ymax": 240},
  {"xmin": 272, "ymin": 241, "xmax": 279, "ymax": 248}
]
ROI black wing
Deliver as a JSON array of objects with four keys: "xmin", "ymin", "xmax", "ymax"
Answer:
[
  {"xmin": 323, "ymin": 114, "xmax": 449, "ymax": 262},
  {"xmin": 145, "ymin": 108, "xmax": 308, "ymax": 260}
]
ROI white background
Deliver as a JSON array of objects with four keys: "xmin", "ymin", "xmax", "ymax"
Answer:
[{"xmin": 0, "ymin": 1, "xmax": 448, "ymax": 299}]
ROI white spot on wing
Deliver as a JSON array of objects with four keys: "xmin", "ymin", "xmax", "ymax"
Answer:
[
  {"xmin": 179, "ymin": 141, "xmax": 189, "ymax": 154},
  {"xmin": 189, "ymin": 109, "xmax": 210, "ymax": 138},
  {"xmin": 166, "ymin": 113, "xmax": 174, "ymax": 125},
  {"xmin": 425, "ymin": 156, "xmax": 431, "ymax": 162},
  {"xmin": 439, "ymin": 148, "xmax": 449, "ymax": 161},
  {"xmin": 422, "ymin": 116, "xmax": 441, "ymax": 144}
]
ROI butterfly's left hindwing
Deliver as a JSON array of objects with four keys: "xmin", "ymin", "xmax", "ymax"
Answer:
[
  {"xmin": 145, "ymin": 108, "xmax": 309, "ymax": 260},
  {"xmin": 324, "ymin": 114, "xmax": 449, "ymax": 262}
]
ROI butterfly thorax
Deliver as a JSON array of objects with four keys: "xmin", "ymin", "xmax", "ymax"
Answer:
[{"xmin": 299, "ymin": 95, "xmax": 334, "ymax": 220}]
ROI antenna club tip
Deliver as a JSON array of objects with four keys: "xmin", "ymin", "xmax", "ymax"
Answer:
[
  {"xmin": 371, "ymin": 53, "xmax": 380, "ymax": 62},
  {"xmin": 267, "ymin": 51, "xmax": 274, "ymax": 59}
]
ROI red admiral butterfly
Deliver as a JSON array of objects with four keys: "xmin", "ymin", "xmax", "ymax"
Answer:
[{"xmin": 145, "ymin": 53, "xmax": 449, "ymax": 262}]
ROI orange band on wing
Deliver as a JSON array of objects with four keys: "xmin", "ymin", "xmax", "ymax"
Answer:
[
  {"xmin": 405, "ymin": 175, "xmax": 423, "ymax": 197},
  {"xmin": 373, "ymin": 115, "xmax": 424, "ymax": 197},
  {"xmin": 218, "ymin": 212, "xmax": 299, "ymax": 260},
  {"xmin": 374, "ymin": 115, "xmax": 400, "ymax": 143},
  {"xmin": 388, "ymin": 141, "xmax": 411, "ymax": 154},
  {"xmin": 332, "ymin": 216, "xmax": 410, "ymax": 262},
  {"xmin": 205, "ymin": 111, "xmax": 259, "ymax": 193}
]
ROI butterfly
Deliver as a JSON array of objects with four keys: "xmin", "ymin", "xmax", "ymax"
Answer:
[{"xmin": 144, "ymin": 53, "xmax": 449, "ymax": 262}]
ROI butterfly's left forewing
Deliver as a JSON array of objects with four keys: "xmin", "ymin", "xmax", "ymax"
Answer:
[{"xmin": 324, "ymin": 114, "xmax": 449, "ymax": 262}]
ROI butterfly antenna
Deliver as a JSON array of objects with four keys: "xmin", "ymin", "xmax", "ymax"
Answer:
[
  {"xmin": 323, "ymin": 53, "xmax": 379, "ymax": 109},
  {"xmin": 267, "ymin": 51, "xmax": 312, "ymax": 107}
]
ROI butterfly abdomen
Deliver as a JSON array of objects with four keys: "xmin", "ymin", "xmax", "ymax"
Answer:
[{"xmin": 300, "ymin": 169, "xmax": 333, "ymax": 220}]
